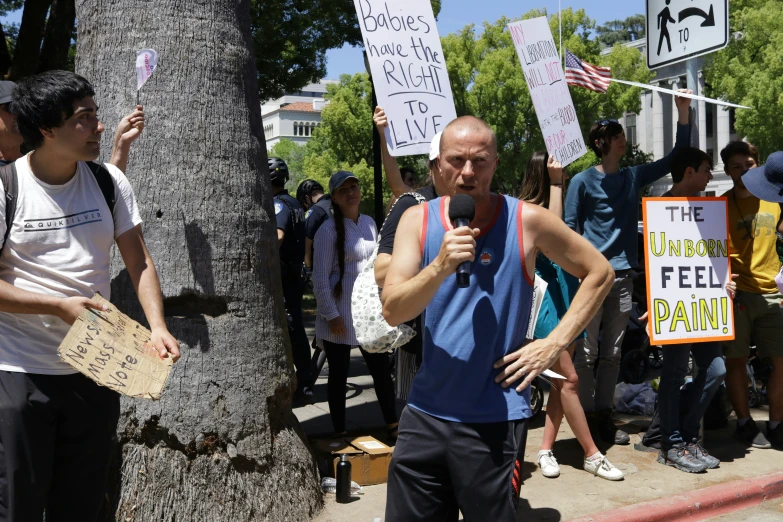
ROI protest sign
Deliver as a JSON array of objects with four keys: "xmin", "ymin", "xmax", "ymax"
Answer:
[
  {"xmin": 508, "ymin": 17, "xmax": 587, "ymax": 167},
  {"xmin": 642, "ymin": 197, "xmax": 734, "ymax": 345},
  {"xmin": 58, "ymin": 294, "xmax": 174, "ymax": 399},
  {"xmin": 353, "ymin": 0, "xmax": 457, "ymax": 156}
]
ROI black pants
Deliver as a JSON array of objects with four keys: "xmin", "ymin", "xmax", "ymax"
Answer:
[
  {"xmin": 282, "ymin": 272, "xmax": 312, "ymax": 393},
  {"xmin": 0, "ymin": 371, "xmax": 120, "ymax": 521},
  {"xmin": 386, "ymin": 406, "xmax": 528, "ymax": 522},
  {"xmin": 322, "ymin": 340, "xmax": 397, "ymax": 433}
]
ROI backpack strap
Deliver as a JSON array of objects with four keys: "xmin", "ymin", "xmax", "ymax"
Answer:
[
  {"xmin": 86, "ymin": 161, "xmax": 116, "ymax": 218},
  {"xmin": 1, "ymin": 163, "xmax": 17, "ymax": 257}
]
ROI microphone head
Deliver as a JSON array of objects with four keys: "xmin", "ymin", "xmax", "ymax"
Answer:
[{"xmin": 448, "ymin": 194, "xmax": 475, "ymax": 223}]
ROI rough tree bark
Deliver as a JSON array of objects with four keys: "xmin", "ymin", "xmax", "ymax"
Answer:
[
  {"xmin": 75, "ymin": 1, "xmax": 323, "ymax": 520},
  {"xmin": 37, "ymin": 0, "xmax": 75, "ymax": 72},
  {"xmin": 0, "ymin": 23, "xmax": 11, "ymax": 76},
  {"xmin": 8, "ymin": 0, "xmax": 52, "ymax": 80}
]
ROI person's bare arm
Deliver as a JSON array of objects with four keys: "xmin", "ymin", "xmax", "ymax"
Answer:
[
  {"xmin": 0, "ymin": 280, "xmax": 107, "ymax": 324},
  {"xmin": 374, "ymin": 107, "xmax": 410, "ymax": 198},
  {"xmin": 375, "ymin": 253, "xmax": 392, "ymax": 287},
  {"xmin": 546, "ymin": 156, "xmax": 566, "ymax": 219},
  {"xmin": 382, "ymin": 206, "xmax": 478, "ymax": 326},
  {"xmin": 109, "ymin": 106, "xmax": 145, "ymax": 173},
  {"xmin": 493, "ymin": 204, "xmax": 613, "ymax": 392},
  {"xmin": 277, "ymin": 229, "xmax": 285, "ymax": 246},
  {"xmin": 116, "ymin": 225, "xmax": 181, "ymax": 361}
]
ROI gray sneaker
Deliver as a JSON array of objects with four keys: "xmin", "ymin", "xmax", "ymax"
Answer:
[
  {"xmin": 735, "ymin": 420, "xmax": 772, "ymax": 449},
  {"xmin": 657, "ymin": 443, "xmax": 707, "ymax": 473},
  {"xmin": 686, "ymin": 440, "xmax": 720, "ymax": 469}
]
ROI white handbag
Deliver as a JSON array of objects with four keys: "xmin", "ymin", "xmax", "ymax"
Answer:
[{"xmin": 352, "ymin": 192, "xmax": 427, "ymax": 353}]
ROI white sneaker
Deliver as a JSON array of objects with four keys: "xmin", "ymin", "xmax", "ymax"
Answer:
[
  {"xmin": 538, "ymin": 450, "xmax": 560, "ymax": 478},
  {"xmin": 583, "ymin": 454, "xmax": 624, "ymax": 481}
]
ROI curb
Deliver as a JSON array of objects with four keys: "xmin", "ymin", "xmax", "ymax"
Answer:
[{"xmin": 567, "ymin": 471, "xmax": 783, "ymax": 522}]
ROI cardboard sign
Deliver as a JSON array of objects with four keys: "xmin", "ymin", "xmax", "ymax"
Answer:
[
  {"xmin": 57, "ymin": 294, "xmax": 173, "ymax": 399},
  {"xmin": 353, "ymin": 0, "xmax": 457, "ymax": 156},
  {"xmin": 508, "ymin": 17, "xmax": 587, "ymax": 167},
  {"xmin": 642, "ymin": 198, "xmax": 734, "ymax": 345}
]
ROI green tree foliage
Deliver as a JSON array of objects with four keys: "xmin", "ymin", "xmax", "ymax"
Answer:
[
  {"xmin": 704, "ymin": 0, "xmax": 783, "ymax": 159},
  {"xmin": 254, "ymin": 0, "xmax": 441, "ymax": 102},
  {"xmin": 441, "ymin": 8, "xmax": 652, "ymax": 193},
  {"xmin": 595, "ymin": 14, "xmax": 645, "ymax": 48},
  {"xmin": 269, "ymin": 138, "xmax": 307, "ymax": 192}
]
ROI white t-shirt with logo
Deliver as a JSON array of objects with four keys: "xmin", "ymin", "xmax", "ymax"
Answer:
[{"xmin": 0, "ymin": 155, "xmax": 142, "ymax": 374}]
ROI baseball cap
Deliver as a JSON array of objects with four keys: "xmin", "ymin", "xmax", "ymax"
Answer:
[
  {"xmin": 743, "ymin": 151, "xmax": 783, "ymax": 203},
  {"xmin": 328, "ymin": 170, "xmax": 359, "ymax": 193},
  {"xmin": 429, "ymin": 131, "xmax": 442, "ymax": 161},
  {"xmin": 0, "ymin": 81, "xmax": 15, "ymax": 105}
]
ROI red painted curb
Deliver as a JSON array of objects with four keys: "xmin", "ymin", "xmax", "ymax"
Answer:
[{"xmin": 567, "ymin": 471, "xmax": 783, "ymax": 522}]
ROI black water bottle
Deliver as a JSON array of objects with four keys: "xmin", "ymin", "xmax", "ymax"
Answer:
[{"xmin": 336, "ymin": 454, "xmax": 352, "ymax": 503}]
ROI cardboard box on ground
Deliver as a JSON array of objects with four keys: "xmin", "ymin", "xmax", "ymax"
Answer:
[{"xmin": 314, "ymin": 436, "xmax": 394, "ymax": 486}]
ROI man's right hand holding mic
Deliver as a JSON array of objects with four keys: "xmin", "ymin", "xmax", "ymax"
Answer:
[{"xmin": 433, "ymin": 224, "xmax": 479, "ymax": 279}]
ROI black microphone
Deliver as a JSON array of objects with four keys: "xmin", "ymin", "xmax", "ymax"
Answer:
[{"xmin": 448, "ymin": 194, "xmax": 476, "ymax": 289}]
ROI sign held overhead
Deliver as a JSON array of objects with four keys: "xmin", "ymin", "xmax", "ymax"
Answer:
[
  {"xmin": 646, "ymin": 0, "xmax": 728, "ymax": 69},
  {"xmin": 354, "ymin": 0, "xmax": 457, "ymax": 157},
  {"xmin": 508, "ymin": 17, "xmax": 587, "ymax": 167}
]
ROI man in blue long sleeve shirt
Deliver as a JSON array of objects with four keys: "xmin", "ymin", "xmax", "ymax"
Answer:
[{"xmin": 565, "ymin": 89, "xmax": 693, "ymax": 445}]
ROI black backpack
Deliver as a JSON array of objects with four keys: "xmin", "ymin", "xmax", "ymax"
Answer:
[{"xmin": 1, "ymin": 161, "xmax": 116, "ymax": 257}]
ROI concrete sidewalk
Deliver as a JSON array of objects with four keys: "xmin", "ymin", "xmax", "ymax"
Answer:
[{"xmin": 296, "ymin": 319, "xmax": 781, "ymax": 522}]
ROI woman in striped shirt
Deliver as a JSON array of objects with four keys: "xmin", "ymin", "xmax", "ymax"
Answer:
[{"xmin": 313, "ymin": 171, "xmax": 399, "ymax": 437}]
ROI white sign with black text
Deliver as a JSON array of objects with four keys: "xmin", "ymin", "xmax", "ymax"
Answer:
[
  {"xmin": 646, "ymin": 0, "xmax": 728, "ymax": 69},
  {"xmin": 508, "ymin": 17, "xmax": 587, "ymax": 167},
  {"xmin": 354, "ymin": 0, "xmax": 458, "ymax": 157}
]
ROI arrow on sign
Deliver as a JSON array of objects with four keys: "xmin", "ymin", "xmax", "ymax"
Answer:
[{"xmin": 678, "ymin": 4, "xmax": 715, "ymax": 27}]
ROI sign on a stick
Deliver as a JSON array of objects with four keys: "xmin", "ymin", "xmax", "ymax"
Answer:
[
  {"xmin": 353, "ymin": 0, "xmax": 457, "ymax": 157},
  {"xmin": 58, "ymin": 294, "xmax": 174, "ymax": 399},
  {"xmin": 646, "ymin": 0, "xmax": 728, "ymax": 69},
  {"xmin": 642, "ymin": 198, "xmax": 734, "ymax": 345},
  {"xmin": 508, "ymin": 17, "xmax": 587, "ymax": 167}
]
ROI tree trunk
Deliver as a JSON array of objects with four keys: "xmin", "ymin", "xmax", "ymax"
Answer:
[
  {"xmin": 75, "ymin": 1, "xmax": 323, "ymax": 520},
  {"xmin": 8, "ymin": 0, "xmax": 52, "ymax": 80},
  {"xmin": 0, "ymin": 24, "xmax": 12, "ymax": 77},
  {"xmin": 37, "ymin": 0, "xmax": 75, "ymax": 72}
]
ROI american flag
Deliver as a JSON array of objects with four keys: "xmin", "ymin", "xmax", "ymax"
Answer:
[{"xmin": 565, "ymin": 49, "xmax": 611, "ymax": 93}]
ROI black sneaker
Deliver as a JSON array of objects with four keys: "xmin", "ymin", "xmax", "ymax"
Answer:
[
  {"xmin": 657, "ymin": 443, "xmax": 708, "ymax": 473},
  {"xmin": 767, "ymin": 422, "xmax": 783, "ymax": 449},
  {"xmin": 686, "ymin": 440, "xmax": 720, "ymax": 469},
  {"xmin": 596, "ymin": 411, "xmax": 630, "ymax": 445},
  {"xmin": 735, "ymin": 420, "xmax": 772, "ymax": 449}
]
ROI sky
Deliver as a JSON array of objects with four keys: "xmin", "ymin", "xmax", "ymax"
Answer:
[{"xmin": 326, "ymin": 0, "xmax": 646, "ymax": 78}]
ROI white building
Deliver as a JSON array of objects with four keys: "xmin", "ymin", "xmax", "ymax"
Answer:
[
  {"xmin": 261, "ymin": 81, "xmax": 338, "ymax": 150},
  {"xmin": 603, "ymin": 39, "xmax": 739, "ymax": 196}
]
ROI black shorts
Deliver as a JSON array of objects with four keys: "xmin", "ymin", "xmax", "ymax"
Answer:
[{"xmin": 386, "ymin": 406, "xmax": 528, "ymax": 522}]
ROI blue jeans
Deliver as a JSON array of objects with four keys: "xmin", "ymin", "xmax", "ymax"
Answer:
[{"xmin": 658, "ymin": 342, "xmax": 726, "ymax": 448}]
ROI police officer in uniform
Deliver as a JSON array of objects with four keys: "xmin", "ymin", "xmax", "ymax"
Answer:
[{"xmin": 270, "ymin": 158, "xmax": 312, "ymax": 403}]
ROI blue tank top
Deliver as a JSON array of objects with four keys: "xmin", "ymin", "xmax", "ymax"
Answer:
[{"xmin": 407, "ymin": 195, "xmax": 535, "ymax": 423}]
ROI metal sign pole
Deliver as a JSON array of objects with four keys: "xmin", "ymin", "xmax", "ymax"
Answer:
[{"xmin": 686, "ymin": 57, "xmax": 699, "ymax": 147}]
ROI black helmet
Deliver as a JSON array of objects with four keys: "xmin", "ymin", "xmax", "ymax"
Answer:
[
  {"xmin": 268, "ymin": 157, "xmax": 289, "ymax": 184},
  {"xmin": 296, "ymin": 179, "xmax": 325, "ymax": 206}
]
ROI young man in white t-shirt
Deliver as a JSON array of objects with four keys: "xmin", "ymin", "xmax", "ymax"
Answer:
[{"xmin": 0, "ymin": 70, "xmax": 180, "ymax": 520}]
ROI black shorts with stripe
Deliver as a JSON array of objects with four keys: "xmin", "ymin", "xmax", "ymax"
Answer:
[{"xmin": 385, "ymin": 405, "xmax": 529, "ymax": 522}]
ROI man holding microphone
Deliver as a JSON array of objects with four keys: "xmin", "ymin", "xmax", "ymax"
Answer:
[{"xmin": 381, "ymin": 116, "xmax": 614, "ymax": 521}]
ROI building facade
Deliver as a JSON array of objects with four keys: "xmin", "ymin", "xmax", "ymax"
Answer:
[
  {"xmin": 261, "ymin": 81, "xmax": 338, "ymax": 150},
  {"xmin": 604, "ymin": 39, "xmax": 740, "ymax": 196}
]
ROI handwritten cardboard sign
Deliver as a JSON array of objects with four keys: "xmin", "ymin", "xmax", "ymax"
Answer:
[
  {"xmin": 642, "ymin": 198, "xmax": 734, "ymax": 345},
  {"xmin": 354, "ymin": 0, "xmax": 457, "ymax": 156},
  {"xmin": 508, "ymin": 17, "xmax": 587, "ymax": 167},
  {"xmin": 57, "ymin": 294, "xmax": 173, "ymax": 399}
]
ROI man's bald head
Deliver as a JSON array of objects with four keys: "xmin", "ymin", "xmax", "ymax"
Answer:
[{"xmin": 440, "ymin": 116, "xmax": 497, "ymax": 158}]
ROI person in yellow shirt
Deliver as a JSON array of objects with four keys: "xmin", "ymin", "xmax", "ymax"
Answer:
[{"xmin": 721, "ymin": 142, "xmax": 783, "ymax": 450}]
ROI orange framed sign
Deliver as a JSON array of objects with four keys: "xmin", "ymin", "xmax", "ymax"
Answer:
[{"xmin": 642, "ymin": 197, "xmax": 734, "ymax": 345}]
